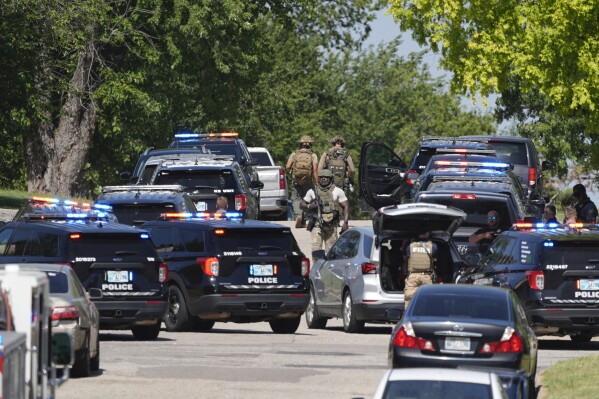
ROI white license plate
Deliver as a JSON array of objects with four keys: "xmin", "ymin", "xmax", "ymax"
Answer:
[
  {"xmin": 249, "ymin": 264, "xmax": 273, "ymax": 276},
  {"xmin": 445, "ymin": 337, "xmax": 470, "ymax": 351},
  {"xmin": 580, "ymin": 279, "xmax": 599, "ymax": 290},
  {"xmin": 196, "ymin": 202, "xmax": 207, "ymax": 211},
  {"xmin": 107, "ymin": 270, "xmax": 129, "ymax": 283}
]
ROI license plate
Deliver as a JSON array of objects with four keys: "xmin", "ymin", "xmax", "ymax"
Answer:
[
  {"xmin": 196, "ymin": 202, "xmax": 207, "ymax": 211},
  {"xmin": 445, "ymin": 337, "xmax": 470, "ymax": 351},
  {"xmin": 107, "ymin": 270, "xmax": 129, "ymax": 283},
  {"xmin": 580, "ymin": 279, "xmax": 599, "ymax": 290},
  {"xmin": 249, "ymin": 264, "xmax": 273, "ymax": 276}
]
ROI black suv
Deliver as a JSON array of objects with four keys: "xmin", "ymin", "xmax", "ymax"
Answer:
[
  {"xmin": 457, "ymin": 223, "xmax": 599, "ymax": 342},
  {"xmin": 0, "ymin": 198, "xmax": 168, "ymax": 340},
  {"xmin": 149, "ymin": 156, "xmax": 263, "ymax": 219},
  {"xmin": 95, "ymin": 185, "xmax": 197, "ymax": 226},
  {"xmin": 140, "ymin": 216, "xmax": 310, "ymax": 333},
  {"xmin": 460, "ymin": 135, "xmax": 550, "ymax": 201}
]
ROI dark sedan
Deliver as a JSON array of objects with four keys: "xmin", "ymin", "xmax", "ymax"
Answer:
[{"xmin": 388, "ymin": 284, "xmax": 538, "ymax": 395}]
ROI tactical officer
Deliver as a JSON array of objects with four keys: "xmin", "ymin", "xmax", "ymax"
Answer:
[
  {"xmin": 469, "ymin": 210, "xmax": 503, "ymax": 254},
  {"xmin": 286, "ymin": 135, "xmax": 319, "ymax": 228},
  {"xmin": 300, "ymin": 169, "xmax": 349, "ymax": 263},
  {"xmin": 404, "ymin": 231, "xmax": 437, "ymax": 310},
  {"xmin": 572, "ymin": 184, "xmax": 598, "ymax": 223},
  {"xmin": 318, "ymin": 135, "xmax": 355, "ymax": 193}
]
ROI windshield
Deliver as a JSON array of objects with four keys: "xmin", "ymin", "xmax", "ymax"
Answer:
[
  {"xmin": 382, "ymin": 380, "xmax": 493, "ymax": 399},
  {"xmin": 154, "ymin": 170, "xmax": 238, "ymax": 193}
]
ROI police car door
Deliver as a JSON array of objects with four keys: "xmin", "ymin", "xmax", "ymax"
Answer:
[{"xmin": 359, "ymin": 142, "xmax": 407, "ymax": 211}]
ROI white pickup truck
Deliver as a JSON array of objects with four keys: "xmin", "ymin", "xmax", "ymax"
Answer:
[{"xmin": 248, "ymin": 147, "xmax": 289, "ymax": 220}]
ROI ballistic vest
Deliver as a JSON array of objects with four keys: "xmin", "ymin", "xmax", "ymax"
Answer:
[
  {"xmin": 408, "ymin": 241, "xmax": 433, "ymax": 272},
  {"xmin": 325, "ymin": 148, "xmax": 348, "ymax": 189},
  {"xmin": 316, "ymin": 185, "xmax": 338, "ymax": 226}
]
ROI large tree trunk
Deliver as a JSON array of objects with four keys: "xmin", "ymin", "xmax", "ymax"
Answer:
[{"xmin": 26, "ymin": 42, "xmax": 97, "ymax": 197}]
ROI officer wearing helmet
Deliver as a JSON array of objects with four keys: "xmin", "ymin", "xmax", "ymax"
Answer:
[
  {"xmin": 318, "ymin": 135, "xmax": 355, "ymax": 193},
  {"xmin": 286, "ymin": 135, "xmax": 319, "ymax": 227},
  {"xmin": 300, "ymin": 168, "xmax": 350, "ymax": 263}
]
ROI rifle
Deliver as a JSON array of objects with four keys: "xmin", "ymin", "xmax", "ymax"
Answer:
[{"xmin": 306, "ymin": 185, "xmax": 323, "ymax": 232}]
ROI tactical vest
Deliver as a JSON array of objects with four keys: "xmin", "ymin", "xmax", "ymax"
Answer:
[
  {"xmin": 292, "ymin": 149, "xmax": 314, "ymax": 186},
  {"xmin": 325, "ymin": 148, "xmax": 348, "ymax": 189},
  {"xmin": 408, "ymin": 241, "xmax": 433, "ymax": 272},
  {"xmin": 316, "ymin": 185, "xmax": 339, "ymax": 226}
]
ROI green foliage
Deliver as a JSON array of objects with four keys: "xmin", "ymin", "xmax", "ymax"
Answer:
[{"xmin": 542, "ymin": 354, "xmax": 599, "ymax": 399}]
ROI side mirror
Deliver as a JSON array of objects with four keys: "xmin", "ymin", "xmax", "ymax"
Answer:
[
  {"xmin": 88, "ymin": 288, "xmax": 103, "ymax": 299},
  {"xmin": 119, "ymin": 171, "xmax": 131, "ymax": 180},
  {"xmin": 248, "ymin": 158, "xmax": 259, "ymax": 166},
  {"xmin": 542, "ymin": 160, "xmax": 552, "ymax": 170},
  {"xmin": 250, "ymin": 180, "xmax": 264, "ymax": 190},
  {"xmin": 312, "ymin": 249, "xmax": 326, "ymax": 260},
  {"xmin": 52, "ymin": 331, "xmax": 74, "ymax": 366}
]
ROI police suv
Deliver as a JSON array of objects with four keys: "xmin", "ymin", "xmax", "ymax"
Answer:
[
  {"xmin": 458, "ymin": 222, "xmax": 599, "ymax": 342},
  {"xmin": 0, "ymin": 197, "xmax": 168, "ymax": 340},
  {"xmin": 140, "ymin": 212, "xmax": 310, "ymax": 334}
]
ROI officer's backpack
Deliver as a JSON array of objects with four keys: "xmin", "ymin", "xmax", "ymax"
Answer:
[
  {"xmin": 292, "ymin": 149, "xmax": 313, "ymax": 186},
  {"xmin": 325, "ymin": 148, "xmax": 348, "ymax": 188}
]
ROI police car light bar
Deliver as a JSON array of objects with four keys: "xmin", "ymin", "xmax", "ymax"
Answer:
[
  {"xmin": 101, "ymin": 185, "xmax": 185, "ymax": 193},
  {"xmin": 435, "ymin": 148, "xmax": 496, "ymax": 155},
  {"xmin": 512, "ymin": 222, "xmax": 599, "ymax": 230},
  {"xmin": 434, "ymin": 161, "xmax": 511, "ymax": 169},
  {"xmin": 30, "ymin": 196, "xmax": 93, "ymax": 208},
  {"xmin": 159, "ymin": 211, "xmax": 244, "ymax": 221}
]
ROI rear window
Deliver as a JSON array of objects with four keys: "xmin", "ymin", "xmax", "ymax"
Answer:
[
  {"xmin": 68, "ymin": 234, "xmax": 157, "ymax": 258},
  {"xmin": 489, "ymin": 142, "xmax": 528, "ymax": 166},
  {"xmin": 418, "ymin": 197, "xmax": 513, "ymax": 228},
  {"xmin": 382, "ymin": 380, "xmax": 493, "ymax": 399},
  {"xmin": 541, "ymin": 242, "xmax": 599, "ymax": 269},
  {"xmin": 169, "ymin": 142, "xmax": 241, "ymax": 158},
  {"xmin": 45, "ymin": 271, "xmax": 68, "ymax": 294},
  {"xmin": 111, "ymin": 203, "xmax": 179, "ymax": 225},
  {"xmin": 212, "ymin": 229, "xmax": 301, "ymax": 252},
  {"xmin": 154, "ymin": 169, "xmax": 238, "ymax": 194},
  {"xmin": 250, "ymin": 151, "xmax": 272, "ymax": 166},
  {"xmin": 412, "ymin": 293, "xmax": 510, "ymax": 320}
]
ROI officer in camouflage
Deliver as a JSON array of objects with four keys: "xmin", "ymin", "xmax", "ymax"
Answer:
[
  {"xmin": 403, "ymin": 231, "xmax": 437, "ymax": 310},
  {"xmin": 318, "ymin": 135, "xmax": 355, "ymax": 193},
  {"xmin": 286, "ymin": 135, "xmax": 319, "ymax": 228},
  {"xmin": 300, "ymin": 169, "xmax": 349, "ymax": 262}
]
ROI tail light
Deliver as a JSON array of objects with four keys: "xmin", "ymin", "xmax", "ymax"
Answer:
[
  {"xmin": 361, "ymin": 262, "xmax": 377, "ymax": 274},
  {"xmin": 301, "ymin": 257, "xmax": 310, "ymax": 276},
  {"xmin": 392, "ymin": 323, "xmax": 435, "ymax": 351},
  {"xmin": 235, "ymin": 194, "xmax": 246, "ymax": 210},
  {"xmin": 159, "ymin": 262, "xmax": 168, "ymax": 283},
  {"xmin": 452, "ymin": 193, "xmax": 476, "ymax": 200},
  {"xmin": 528, "ymin": 167, "xmax": 536, "ymax": 186},
  {"xmin": 56, "ymin": 262, "xmax": 72, "ymax": 267},
  {"xmin": 52, "ymin": 306, "xmax": 79, "ymax": 321},
  {"xmin": 479, "ymin": 327, "xmax": 524, "ymax": 353},
  {"xmin": 279, "ymin": 169, "xmax": 286, "ymax": 190},
  {"xmin": 406, "ymin": 169, "xmax": 417, "ymax": 185},
  {"xmin": 198, "ymin": 257, "xmax": 219, "ymax": 276},
  {"xmin": 526, "ymin": 270, "xmax": 544, "ymax": 290}
]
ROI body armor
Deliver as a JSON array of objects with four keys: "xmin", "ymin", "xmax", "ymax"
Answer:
[
  {"xmin": 325, "ymin": 148, "xmax": 348, "ymax": 189},
  {"xmin": 316, "ymin": 184, "xmax": 339, "ymax": 226},
  {"xmin": 407, "ymin": 241, "xmax": 433, "ymax": 272}
]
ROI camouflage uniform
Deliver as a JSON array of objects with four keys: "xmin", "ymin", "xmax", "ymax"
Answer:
[
  {"xmin": 286, "ymin": 136, "xmax": 318, "ymax": 220},
  {"xmin": 404, "ymin": 241, "xmax": 435, "ymax": 310}
]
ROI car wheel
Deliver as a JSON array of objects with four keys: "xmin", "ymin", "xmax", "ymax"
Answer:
[
  {"xmin": 90, "ymin": 334, "xmax": 100, "ymax": 372},
  {"xmin": 71, "ymin": 334, "xmax": 91, "ymax": 378},
  {"xmin": 165, "ymin": 285, "xmax": 193, "ymax": 332},
  {"xmin": 277, "ymin": 210, "xmax": 288, "ymax": 221},
  {"xmin": 192, "ymin": 318, "xmax": 215, "ymax": 332},
  {"xmin": 343, "ymin": 291, "xmax": 364, "ymax": 333},
  {"xmin": 305, "ymin": 287, "xmax": 327, "ymax": 329},
  {"xmin": 131, "ymin": 320, "xmax": 161, "ymax": 340},
  {"xmin": 570, "ymin": 333, "xmax": 593, "ymax": 342},
  {"xmin": 269, "ymin": 315, "xmax": 301, "ymax": 334}
]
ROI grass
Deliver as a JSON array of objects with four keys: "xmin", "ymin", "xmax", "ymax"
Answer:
[{"xmin": 541, "ymin": 354, "xmax": 599, "ymax": 399}]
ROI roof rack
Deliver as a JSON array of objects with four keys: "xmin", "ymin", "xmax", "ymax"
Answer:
[{"xmin": 101, "ymin": 185, "xmax": 185, "ymax": 193}]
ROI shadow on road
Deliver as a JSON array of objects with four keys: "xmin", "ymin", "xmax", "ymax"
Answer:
[{"xmin": 538, "ymin": 339, "xmax": 599, "ymax": 351}]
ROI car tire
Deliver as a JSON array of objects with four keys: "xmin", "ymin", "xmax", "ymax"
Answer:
[
  {"xmin": 71, "ymin": 334, "xmax": 91, "ymax": 378},
  {"xmin": 277, "ymin": 210, "xmax": 288, "ymax": 221},
  {"xmin": 165, "ymin": 285, "xmax": 193, "ymax": 332},
  {"xmin": 192, "ymin": 318, "xmax": 215, "ymax": 332},
  {"xmin": 131, "ymin": 321, "xmax": 161, "ymax": 340},
  {"xmin": 90, "ymin": 334, "xmax": 100, "ymax": 372},
  {"xmin": 269, "ymin": 315, "xmax": 301, "ymax": 334},
  {"xmin": 305, "ymin": 287, "xmax": 327, "ymax": 329},
  {"xmin": 343, "ymin": 291, "xmax": 364, "ymax": 333},
  {"xmin": 570, "ymin": 333, "xmax": 593, "ymax": 342}
]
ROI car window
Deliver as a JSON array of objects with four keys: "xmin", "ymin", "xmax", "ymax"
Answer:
[
  {"xmin": 382, "ymin": 380, "xmax": 494, "ymax": 399},
  {"xmin": 6, "ymin": 228, "xmax": 33, "ymax": 256},
  {"xmin": 154, "ymin": 169, "xmax": 238, "ymax": 193},
  {"xmin": 139, "ymin": 164, "xmax": 158, "ymax": 184},
  {"xmin": 235, "ymin": 165, "xmax": 251, "ymax": 190},
  {"xmin": 39, "ymin": 232, "xmax": 60, "ymax": 257},
  {"xmin": 518, "ymin": 240, "xmax": 535, "ymax": 264},
  {"xmin": 250, "ymin": 151, "xmax": 272, "ymax": 166},
  {"xmin": 0, "ymin": 228, "xmax": 13, "ymax": 255},
  {"xmin": 344, "ymin": 231, "xmax": 360, "ymax": 258},
  {"xmin": 181, "ymin": 228, "xmax": 206, "ymax": 252},
  {"xmin": 489, "ymin": 142, "xmax": 528, "ymax": 165},
  {"xmin": 362, "ymin": 233, "xmax": 374, "ymax": 259},
  {"xmin": 419, "ymin": 197, "xmax": 512, "ymax": 228},
  {"xmin": 489, "ymin": 236, "xmax": 517, "ymax": 265},
  {"xmin": 212, "ymin": 229, "xmax": 300, "ymax": 252},
  {"xmin": 110, "ymin": 203, "xmax": 179, "ymax": 226},
  {"xmin": 148, "ymin": 227, "xmax": 180, "ymax": 253},
  {"xmin": 69, "ymin": 269, "xmax": 87, "ymax": 297},
  {"xmin": 412, "ymin": 293, "xmax": 509, "ymax": 320},
  {"xmin": 328, "ymin": 233, "xmax": 350, "ymax": 260},
  {"xmin": 45, "ymin": 271, "xmax": 69, "ymax": 294},
  {"xmin": 67, "ymin": 234, "xmax": 157, "ymax": 258}
]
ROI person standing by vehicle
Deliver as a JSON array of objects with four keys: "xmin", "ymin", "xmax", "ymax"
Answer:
[
  {"xmin": 286, "ymin": 135, "xmax": 319, "ymax": 228},
  {"xmin": 469, "ymin": 210, "xmax": 503, "ymax": 254},
  {"xmin": 300, "ymin": 169, "xmax": 349, "ymax": 262},
  {"xmin": 564, "ymin": 206, "xmax": 577, "ymax": 224},
  {"xmin": 543, "ymin": 205, "xmax": 558, "ymax": 224},
  {"xmin": 318, "ymin": 135, "xmax": 355, "ymax": 193},
  {"xmin": 572, "ymin": 183, "xmax": 598, "ymax": 223},
  {"xmin": 404, "ymin": 231, "xmax": 437, "ymax": 310}
]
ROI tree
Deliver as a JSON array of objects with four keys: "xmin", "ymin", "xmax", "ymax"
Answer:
[{"xmin": 388, "ymin": 0, "xmax": 599, "ymax": 165}]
